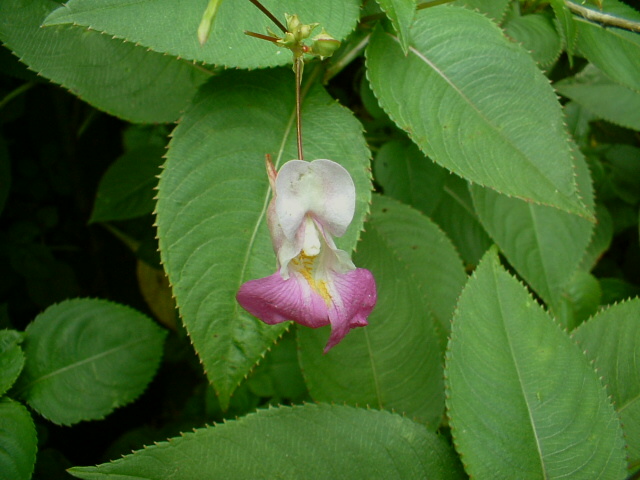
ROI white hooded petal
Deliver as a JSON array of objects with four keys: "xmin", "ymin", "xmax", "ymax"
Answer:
[{"xmin": 275, "ymin": 159, "xmax": 356, "ymax": 241}]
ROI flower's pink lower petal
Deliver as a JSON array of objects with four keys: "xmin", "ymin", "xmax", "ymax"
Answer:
[
  {"xmin": 324, "ymin": 268, "xmax": 377, "ymax": 353},
  {"xmin": 236, "ymin": 272, "xmax": 330, "ymax": 328}
]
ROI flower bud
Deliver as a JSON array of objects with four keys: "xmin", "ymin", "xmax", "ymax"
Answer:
[{"xmin": 311, "ymin": 29, "xmax": 341, "ymax": 58}]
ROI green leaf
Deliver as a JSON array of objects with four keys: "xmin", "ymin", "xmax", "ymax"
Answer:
[
  {"xmin": 0, "ymin": 330, "xmax": 25, "ymax": 397},
  {"xmin": 470, "ymin": 148, "xmax": 594, "ymax": 311},
  {"xmin": 452, "ymin": 0, "xmax": 510, "ymax": 22},
  {"xmin": 14, "ymin": 298, "xmax": 166, "ymax": 425},
  {"xmin": 68, "ymin": 404, "xmax": 465, "ymax": 480},
  {"xmin": 564, "ymin": 101, "xmax": 598, "ymax": 148},
  {"xmin": 366, "ymin": 6, "xmax": 590, "ymax": 218},
  {"xmin": 603, "ymin": 144, "xmax": 640, "ymax": 205},
  {"xmin": 600, "ymin": 278, "xmax": 640, "ymax": 305},
  {"xmin": 44, "ymin": 0, "xmax": 360, "ymax": 69},
  {"xmin": 0, "ymin": 0, "xmax": 209, "ymax": 123},
  {"xmin": 576, "ymin": 18, "xmax": 640, "ymax": 93},
  {"xmin": 298, "ymin": 195, "xmax": 466, "ymax": 427},
  {"xmin": 555, "ymin": 270, "xmax": 602, "ymax": 330},
  {"xmin": 246, "ymin": 330, "xmax": 307, "ymax": 401},
  {"xmin": 556, "ymin": 64, "xmax": 640, "ymax": 131},
  {"xmin": 89, "ymin": 146, "xmax": 164, "ymax": 223},
  {"xmin": 445, "ymin": 248, "xmax": 627, "ymax": 479},
  {"xmin": 503, "ymin": 13, "xmax": 562, "ymax": 68},
  {"xmin": 375, "ymin": 0, "xmax": 416, "ymax": 54},
  {"xmin": 430, "ymin": 176, "xmax": 492, "ymax": 267},
  {"xmin": 0, "ymin": 398, "xmax": 37, "ymax": 480},
  {"xmin": 156, "ymin": 69, "xmax": 372, "ymax": 410},
  {"xmin": 580, "ymin": 204, "xmax": 613, "ymax": 272},
  {"xmin": 572, "ymin": 299, "xmax": 640, "ymax": 471},
  {"xmin": 549, "ymin": 0, "xmax": 577, "ymax": 63},
  {"xmin": 373, "ymin": 139, "xmax": 447, "ymax": 217}
]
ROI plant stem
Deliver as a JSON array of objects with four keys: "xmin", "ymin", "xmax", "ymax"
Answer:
[
  {"xmin": 247, "ymin": 0, "xmax": 287, "ymax": 33},
  {"xmin": 324, "ymin": 32, "xmax": 371, "ymax": 83},
  {"xmin": 565, "ymin": 0, "xmax": 640, "ymax": 33},
  {"xmin": 295, "ymin": 55, "xmax": 304, "ymax": 160}
]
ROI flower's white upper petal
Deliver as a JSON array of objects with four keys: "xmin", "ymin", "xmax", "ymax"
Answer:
[{"xmin": 275, "ymin": 159, "xmax": 355, "ymax": 240}]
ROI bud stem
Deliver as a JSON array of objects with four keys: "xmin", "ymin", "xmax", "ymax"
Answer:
[
  {"xmin": 247, "ymin": 0, "xmax": 287, "ymax": 33},
  {"xmin": 295, "ymin": 55, "xmax": 304, "ymax": 160},
  {"xmin": 244, "ymin": 30, "xmax": 280, "ymax": 44}
]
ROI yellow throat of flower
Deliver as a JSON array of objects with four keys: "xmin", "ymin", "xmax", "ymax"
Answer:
[{"xmin": 290, "ymin": 252, "xmax": 333, "ymax": 307}]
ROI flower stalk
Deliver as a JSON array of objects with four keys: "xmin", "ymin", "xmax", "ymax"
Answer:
[{"xmin": 236, "ymin": 2, "xmax": 376, "ymax": 351}]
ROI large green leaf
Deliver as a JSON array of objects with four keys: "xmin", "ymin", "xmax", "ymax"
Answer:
[
  {"xmin": 549, "ymin": 0, "xmax": 577, "ymax": 62},
  {"xmin": 431, "ymin": 175, "xmax": 492, "ymax": 267},
  {"xmin": 156, "ymin": 69, "xmax": 371, "ymax": 410},
  {"xmin": 375, "ymin": 0, "xmax": 416, "ymax": 54},
  {"xmin": 298, "ymin": 195, "xmax": 466, "ymax": 428},
  {"xmin": 555, "ymin": 270, "xmax": 601, "ymax": 331},
  {"xmin": 90, "ymin": 146, "xmax": 164, "ymax": 223},
  {"xmin": 0, "ymin": 330, "xmax": 24, "ymax": 397},
  {"xmin": 44, "ymin": 0, "xmax": 360, "ymax": 69},
  {"xmin": 0, "ymin": 0, "xmax": 209, "ymax": 123},
  {"xmin": 366, "ymin": 6, "xmax": 590, "ymax": 217},
  {"xmin": 14, "ymin": 299, "xmax": 167, "ymax": 425},
  {"xmin": 572, "ymin": 299, "xmax": 640, "ymax": 471},
  {"xmin": 68, "ymin": 404, "xmax": 464, "ymax": 479},
  {"xmin": 373, "ymin": 138, "xmax": 447, "ymax": 217},
  {"xmin": 0, "ymin": 398, "xmax": 37, "ymax": 480},
  {"xmin": 580, "ymin": 204, "xmax": 613, "ymax": 272},
  {"xmin": 576, "ymin": 18, "xmax": 640, "ymax": 93},
  {"xmin": 245, "ymin": 330, "xmax": 306, "ymax": 402},
  {"xmin": 470, "ymin": 149, "xmax": 594, "ymax": 311},
  {"xmin": 555, "ymin": 64, "xmax": 640, "ymax": 131},
  {"xmin": 445, "ymin": 249, "xmax": 627, "ymax": 479},
  {"xmin": 503, "ymin": 13, "xmax": 562, "ymax": 68}
]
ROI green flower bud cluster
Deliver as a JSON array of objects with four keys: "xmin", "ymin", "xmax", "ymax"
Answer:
[{"xmin": 269, "ymin": 14, "xmax": 341, "ymax": 59}]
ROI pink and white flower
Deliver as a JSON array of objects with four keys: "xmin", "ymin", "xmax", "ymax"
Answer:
[{"xmin": 237, "ymin": 158, "xmax": 377, "ymax": 352}]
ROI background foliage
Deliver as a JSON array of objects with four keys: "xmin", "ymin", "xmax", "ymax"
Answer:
[{"xmin": 1, "ymin": 0, "xmax": 639, "ymax": 478}]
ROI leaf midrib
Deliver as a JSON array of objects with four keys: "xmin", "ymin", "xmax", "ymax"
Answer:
[
  {"xmin": 17, "ymin": 334, "xmax": 153, "ymax": 395},
  {"xmin": 404, "ymin": 35, "xmax": 564, "ymax": 198},
  {"xmin": 494, "ymin": 267, "xmax": 548, "ymax": 478}
]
